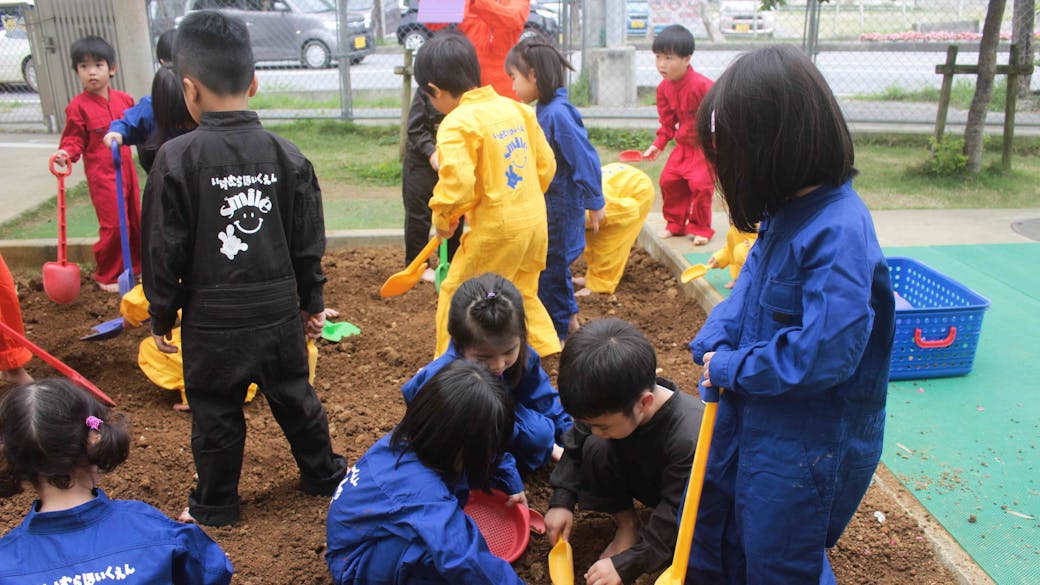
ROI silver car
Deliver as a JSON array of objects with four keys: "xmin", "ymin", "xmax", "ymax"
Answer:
[{"xmin": 182, "ymin": 0, "xmax": 375, "ymax": 68}]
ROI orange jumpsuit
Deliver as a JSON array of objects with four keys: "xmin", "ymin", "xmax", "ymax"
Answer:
[
  {"xmin": 0, "ymin": 254, "xmax": 31, "ymax": 373},
  {"xmin": 459, "ymin": 0, "xmax": 530, "ymax": 100},
  {"xmin": 430, "ymin": 85, "xmax": 559, "ymax": 358}
]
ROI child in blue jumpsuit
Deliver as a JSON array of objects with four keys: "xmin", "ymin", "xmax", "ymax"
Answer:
[
  {"xmin": 506, "ymin": 37, "xmax": 605, "ymax": 340},
  {"xmin": 326, "ymin": 360, "xmax": 526, "ymax": 585},
  {"xmin": 0, "ymin": 379, "xmax": 232, "ymax": 584},
  {"xmin": 687, "ymin": 46, "xmax": 895, "ymax": 585},
  {"xmin": 402, "ymin": 273, "xmax": 572, "ymax": 502}
]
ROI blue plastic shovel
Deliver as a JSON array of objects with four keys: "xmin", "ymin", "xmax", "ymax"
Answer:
[{"xmin": 81, "ymin": 144, "xmax": 135, "ymax": 341}]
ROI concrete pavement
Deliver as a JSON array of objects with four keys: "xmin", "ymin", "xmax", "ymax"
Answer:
[{"xmin": 0, "ymin": 132, "xmax": 87, "ymax": 226}]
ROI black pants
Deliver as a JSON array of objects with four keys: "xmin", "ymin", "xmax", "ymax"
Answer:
[
  {"xmin": 402, "ymin": 151, "xmax": 463, "ymax": 266},
  {"xmin": 182, "ymin": 315, "xmax": 347, "ymax": 526}
]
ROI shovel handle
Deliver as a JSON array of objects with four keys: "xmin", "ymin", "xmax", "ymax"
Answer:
[
  {"xmin": 49, "ymin": 154, "xmax": 70, "ymax": 265},
  {"xmin": 112, "ymin": 142, "xmax": 134, "ymax": 282},
  {"xmin": 49, "ymin": 153, "xmax": 72, "ymax": 178},
  {"xmin": 0, "ymin": 321, "xmax": 115, "ymax": 406}
]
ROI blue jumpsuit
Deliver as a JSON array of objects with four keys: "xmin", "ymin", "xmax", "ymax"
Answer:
[
  {"xmin": 687, "ymin": 181, "xmax": 895, "ymax": 584},
  {"xmin": 535, "ymin": 88, "xmax": 605, "ymax": 339},
  {"xmin": 0, "ymin": 488, "xmax": 233, "ymax": 584},
  {"xmin": 402, "ymin": 344, "xmax": 572, "ymax": 483},
  {"xmin": 325, "ymin": 434, "xmax": 526, "ymax": 585}
]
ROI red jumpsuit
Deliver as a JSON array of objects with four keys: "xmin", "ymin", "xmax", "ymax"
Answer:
[
  {"xmin": 0, "ymin": 254, "xmax": 31, "ymax": 373},
  {"xmin": 652, "ymin": 65, "xmax": 714, "ymax": 239},
  {"xmin": 458, "ymin": 0, "xmax": 530, "ymax": 100},
  {"xmin": 59, "ymin": 90, "xmax": 141, "ymax": 285}
]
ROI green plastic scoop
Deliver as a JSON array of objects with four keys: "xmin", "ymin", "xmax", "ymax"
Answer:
[{"xmin": 322, "ymin": 320, "xmax": 361, "ymax": 342}]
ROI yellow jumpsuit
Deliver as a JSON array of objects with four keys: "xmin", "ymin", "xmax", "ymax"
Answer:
[
  {"xmin": 430, "ymin": 85, "xmax": 560, "ymax": 358},
  {"xmin": 712, "ymin": 224, "xmax": 759, "ymax": 282},
  {"xmin": 582, "ymin": 163, "xmax": 655, "ymax": 294}
]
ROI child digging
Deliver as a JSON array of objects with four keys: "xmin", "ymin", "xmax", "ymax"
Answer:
[
  {"xmin": 51, "ymin": 35, "xmax": 141, "ymax": 292},
  {"xmin": 545, "ymin": 318, "xmax": 704, "ymax": 585},
  {"xmin": 141, "ymin": 10, "xmax": 346, "ymax": 526},
  {"xmin": 415, "ymin": 31, "xmax": 561, "ymax": 359}
]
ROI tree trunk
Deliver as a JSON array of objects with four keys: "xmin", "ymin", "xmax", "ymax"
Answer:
[
  {"xmin": 964, "ymin": 0, "xmax": 1007, "ymax": 174},
  {"xmin": 1012, "ymin": 0, "xmax": 1034, "ymax": 98}
]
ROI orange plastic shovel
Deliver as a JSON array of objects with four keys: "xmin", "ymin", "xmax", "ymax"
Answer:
[
  {"xmin": 379, "ymin": 235, "xmax": 440, "ymax": 298},
  {"xmin": 0, "ymin": 321, "xmax": 115, "ymax": 406},
  {"xmin": 548, "ymin": 538, "xmax": 574, "ymax": 585},
  {"xmin": 654, "ymin": 391, "xmax": 720, "ymax": 585}
]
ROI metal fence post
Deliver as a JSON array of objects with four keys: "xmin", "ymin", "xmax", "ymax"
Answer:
[{"xmin": 337, "ymin": 0, "xmax": 353, "ymax": 120}]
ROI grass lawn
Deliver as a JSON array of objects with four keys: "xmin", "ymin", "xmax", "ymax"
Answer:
[{"xmin": 1, "ymin": 122, "xmax": 1038, "ymax": 240}]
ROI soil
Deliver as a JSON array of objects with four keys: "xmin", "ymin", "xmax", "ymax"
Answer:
[{"xmin": 1, "ymin": 245, "xmax": 957, "ymax": 584}]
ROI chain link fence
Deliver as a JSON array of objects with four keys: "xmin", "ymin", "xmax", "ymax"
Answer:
[{"xmin": 1, "ymin": 0, "xmax": 1036, "ymax": 131}]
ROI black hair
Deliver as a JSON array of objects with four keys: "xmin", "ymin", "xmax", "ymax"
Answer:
[
  {"xmin": 448, "ymin": 273, "xmax": 529, "ymax": 388},
  {"xmin": 390, "ymin": 360, "xmax": 514, "ymax": 488},
  {"xmin": 414, "ymin": 30, "xmax": 481, "ymax": 98},
  {"xmin": 0, "ymin": 378, "xmax": 131, "ymax": 497},
  {"xmin": 652, "ymin": 24, "xmax": 695, "ymax": 57},
  {"xmin": 695, "ymin": 45, "xmax": 856, "ymax": 233},
  {"xmin": 156, "ymin": 29, "xmax": 176, "ymax": 64},
  {"xmin": 556, "ymin": 318, "xmax": 657, "ymax": 419},
  {"xmin": 174, "ymin": 10, "xmax": 255, "ymax": 96},
  {"xmin": 69, "ymin": 35, "xmax": 116, "ymax": 70},
  {"xmin": 505, "ymin": 35, "xmax": 574, "ymax": 104},
  {"xmin": 147, "ymin": 64, "xmax": 195, "ymax": 150}
]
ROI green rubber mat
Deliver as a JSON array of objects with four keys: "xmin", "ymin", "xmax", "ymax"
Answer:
[
  {"xmin": 881, "ymin": 244, "xmax": 1039, "ymax": 585},
  {"xmin": 689, "ymin": 243, "xmax": 1040, "ymax": 583},
  {"xmin": 682, "ymin": 252, "xmax": 735, "ymax": 299}
]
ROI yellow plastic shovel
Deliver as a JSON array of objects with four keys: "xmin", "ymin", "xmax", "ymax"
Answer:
[
  {"xmin": 654, "ymin": 391, "xmax": 720, "ymax": 585},
  {"xmin": 379, "ymin": 236, "xmax": 441, "ymax": 298},
  {"xmin": 680, "ymin": 263, "xmax": 708, "ymax": 283},
  {"xmin": 548, "ymin": 538, "xmax": 574, "ymax": 585}
]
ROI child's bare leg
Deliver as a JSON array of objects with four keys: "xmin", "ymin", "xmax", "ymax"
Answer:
[
  {"xmin": 574, "ymin": 286, "xmax": 592, "ymax": 297},
  {"xmin": 568, "ymin": 314, "xmax": 581, "ymax": 335},
  {"xmin": 724, "ymin": 280, "xmax": 736, "ymax": 289},
  {"xmin": 600, "ymin": 508, "xmax": 639, "ymax": 559},
  {"xmin": 657, "ymin": 228, "xmax": 675, "ymax": 239},
  {"xmin": 572, "ymin": 275, "xmax": 586, "ymax": 287},
  {"xmin": 178, "ymin": 507, "xmax": 196, "ymax": 523},
  {"xmin": 1, "ymin": 368, "xmax": 32, "ymax": 386}
]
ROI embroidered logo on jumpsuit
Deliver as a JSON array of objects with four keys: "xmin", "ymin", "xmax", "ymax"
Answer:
[
  {"xmin": 499, "ymin": 130, "xmax": 529, "ymax": 189},
  {"xmin": 212, "ymin": 173, "xmax": 278, "ymax": 260}
]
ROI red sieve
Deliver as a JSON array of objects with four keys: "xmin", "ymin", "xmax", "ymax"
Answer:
[
  {"xmin": 618, "ymin": 149, "xmax": 644, "ymax": 162},
  {"xmin": 464, "ymin": 489, "xmax": 532, "ymax": 562}
]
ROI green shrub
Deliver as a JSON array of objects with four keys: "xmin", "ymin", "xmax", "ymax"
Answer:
[
  {"xmin": 569, "ymin": 70, "xmax": 591, "ymax": 107},
  {"xmin": 923, "ymin": 135, "xmax": 967, "ymax": 176}
]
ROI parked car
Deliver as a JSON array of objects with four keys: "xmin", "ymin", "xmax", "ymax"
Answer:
[
  {"xmin": 0, "ymin": 26, "xmax": 34, "ymax": 91},
  {"xmin": 626, "ymin": 0, "xmax": 649, "ymax": 37},
  {"xmin": 719, "ymin": 0, "xmax": 775, "ymax": 37},
  {"xmin": 396, "ymin": 0, "xmax": 559, "ymax": 52},
  {"xmin": 181, "ymin": 0, "xmax": 375, "ymax": 68}
]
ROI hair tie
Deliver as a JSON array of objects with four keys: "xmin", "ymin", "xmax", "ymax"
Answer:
[
  {"xmin": 85, "ymin": 416, "xmax": 104, "ymax": 431},
  {"xmin": 486, "ymin": 291, "xmax": 497, "ymax": 300}
]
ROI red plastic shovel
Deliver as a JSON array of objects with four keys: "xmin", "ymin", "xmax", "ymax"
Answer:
[
  {"xmin": 618, "ymin": 149, "xmax": 645, "ymax": 163},
  {"xmin": 0, "ymin": 321, "xmax": 115, "ymax": 406},
  {"xmin": 42, "ymin": 154, "xmax": 80, "ymax": 304}
]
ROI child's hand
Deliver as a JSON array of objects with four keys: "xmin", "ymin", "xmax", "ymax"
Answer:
[
  {"xmin": 302, "ymin": 310, "xmax": 325, "ymax": 340},
  {"xmin": 505, "ymin": 490, "xmax": 527, "ymax": 509},
  {"xmin": 701, "ymin": 351, "xmax": 714, "ymax": 387},
  {"xmin": 152, "ymin": 332, "xmax": 178, "ymax": 354},
  {"xmin": 428, "ymin": 151, "xmax": 439, "ymax": 171},
  {"xmin": 436, "ymin": 219, "xmax": 459, "ymax": 239},
  {"xmin": 584, "ymin": 558, "xmax": 622, "ymax": 585},
  {"xmin": 588, "ymin": 207, "xmax": 605, "ymax": 233},
  {"xmin": 103, "ymin": 132, "xmax": 123, "ymax": 148},
  {"xmin": 642, "ymin": 145, "xmax": 660, "ymax": 161},
  {"xmin": 706, "ymin": 256, "xmax": 718, "ymax": 269},
  {"xmin": 52, "ymin": 149, "xmax": 70, "ymax": 167},
  {"xmin": 544, "ymin": 507, "xmax": 574, "ymax": 546}
]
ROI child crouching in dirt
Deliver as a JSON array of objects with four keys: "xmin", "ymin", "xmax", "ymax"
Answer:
[
  {"xmin": 0, "ymin": 379, "xmax": 233, "ymax": 583},
  {"xmin": 544, "ymin": 318, "xmax": 704, "ymax": 585},
  {"xmin": 326, "ymin": 360, "xmax": 525, "ymax": 584},
  {"xmin": 140, "ymin": 10, "xmax": 346, "ymax": 526},
  {"xmin": 402, "ymin": 273, "xmax": 572, "ymax": 506}
]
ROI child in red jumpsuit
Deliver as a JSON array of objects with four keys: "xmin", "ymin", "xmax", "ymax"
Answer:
[
  {"xmin": 0, "ymin": 253, "xmax": 32, "ymax": 386},
  {"xmin": 641, "ymin": 25, "xmax": 714, "ymax": 244},
  {"xmin": 52, "ymin": 35, "xmax": 140, "ymax": 292},
  {"xmin": 459, "ymin": 0, "xmax": 530, "ymax": 100}
]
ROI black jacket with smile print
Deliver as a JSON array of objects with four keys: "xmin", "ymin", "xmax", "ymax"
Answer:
[{"xmin": 142, "ymin": 110, "xmax": 326, "ymax": 335}]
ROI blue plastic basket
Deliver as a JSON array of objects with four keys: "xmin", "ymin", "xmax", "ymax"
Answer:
[{"xmin": 887, "ymin": 257, "xmax": 990, "ymax": 380}]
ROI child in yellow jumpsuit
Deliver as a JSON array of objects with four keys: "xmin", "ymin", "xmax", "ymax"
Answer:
[
  {"xmin": 416, "ymin": 31, "xmax": 560, "ymax": 358},
  {"xmin": 575, "ymin": 163, "xmax": 655, "ymax": 295},
  {"xmin": 707, "ymin": 224, "xmax": 759, "ymax": 289}
]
